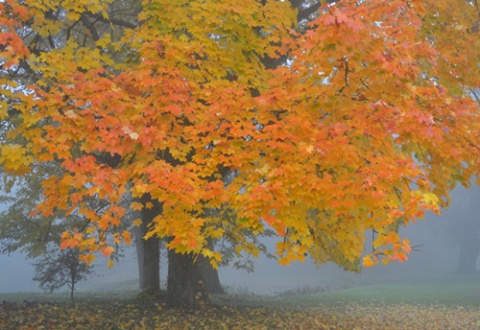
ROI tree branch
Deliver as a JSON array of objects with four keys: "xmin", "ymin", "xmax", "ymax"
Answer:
[{"xmin": 86, "ymin": 12, "xmax": 138, "ymax": 29}]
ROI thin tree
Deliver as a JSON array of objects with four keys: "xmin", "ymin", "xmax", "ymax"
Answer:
[{"xmin": 33, "ymin": 246, "xmax": 93, "ymax": 302}]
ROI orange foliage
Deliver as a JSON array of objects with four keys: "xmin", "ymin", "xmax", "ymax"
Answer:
[{"xmin": 0, "ymin": 0, "xmax": 479, "ymax": 270}]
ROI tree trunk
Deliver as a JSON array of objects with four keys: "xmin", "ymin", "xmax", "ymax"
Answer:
[
  {"xmin": 198, "ymin": 255, "xmax": 223, "ymax": 294},
  {"xmin": 134, "ymin": 225, "xmax": 145, "ymax": 289},
  {"xmin": 198, "ymin": 238, "xmax": 223, "ymax": 294},
  {"xmin": 167, "ymin": 250, "xmax": 207, "ymax": 309},
  {"xmin": 141, "ymin": 232, "xmax": 160, "ymax": 293},
  {"xmin": 456, "ymin": 240, "xmax": 480, "ymax": 274},
  {"xmin": 70, "ymin": 280, "xmax": 75, "ymax": 302},
  {"xmin": 138, "ymin": 194, "xmax": 161, "ymax": 293}
]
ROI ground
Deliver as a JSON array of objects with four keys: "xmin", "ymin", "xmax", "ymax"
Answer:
[{"xmin": 1, "ymin": 275, "xmax": 480, "ymax": 329}]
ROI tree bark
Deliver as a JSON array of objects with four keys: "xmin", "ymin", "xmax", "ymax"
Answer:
[
  {"xmin": 166, "ymin": 250, "xmax": 207, "ymax": 309},
  {"xmin": 134, "ymin": 225, "xmax": 145, "ymax": 289},
  {"xmin": 197, "ymin": 238, "xmax": 223, "ymax": 294},
  {"xmin": 138, "ymin": 194, "xmax": 161, "ymax": 293},
  {"xmin": 140, "ymin": 231, "xmax": 160, "ymax": 293},
  {"xmin": 198, "ymin": 255, "xmax": 223, "ymax": 294}
]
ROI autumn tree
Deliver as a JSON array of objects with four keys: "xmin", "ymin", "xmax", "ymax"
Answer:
[{"xmin": 1, "ymin": 0, "xmax": 479, "ymax": 309}]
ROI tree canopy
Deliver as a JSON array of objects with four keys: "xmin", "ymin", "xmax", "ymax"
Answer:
[{"xmin": 1, "ymin": 0, "xmax": 479, "ymax": 272}]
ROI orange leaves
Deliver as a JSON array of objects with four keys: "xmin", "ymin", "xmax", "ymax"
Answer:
[
  {"xmin": 369, "ymin": 231, "xmax": 412, "ymax": 266},
  {"xmin": 0, "ymin": 7, "xmax": 30, "ymax": 68},
  {"xmin": 263, "ymin": 214, "xmax": 286, "ymax": 236},
  {"xmin": 78, "ymin": 253, "xmax": 96, "ymax": 265},
  {"xmin": 1, "ymin": 0, "xmax": 479, "ymax": 277},
  {"xmin": 362, "ymin": 255, "xmax": 378, "ymax": 268},
  {"xmin": 60, "ymin": 225, "xmax": 131, "ymax": 268},
  {"xmin": 157, "ymin": 216, "xmax": 207, "ymax": 254},
  {"xmin": 60, "ymin": 231, "xmax": 83, "ymax": 250},
  {"xmin": 122, "ymin": 231, "xmax": 132, "ymax": 245},
  {"xmin": 100, "ymin": 246, "xmax": 114, "ymax": 258},
  {"xmin": 319, "ymin": 7, "xmax": 364, "ymax": 33}
]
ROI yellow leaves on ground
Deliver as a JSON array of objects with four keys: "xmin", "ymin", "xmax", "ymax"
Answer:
[{"xmin": 1, "ymin": 299, "xmax": 480, "ymax": 330}]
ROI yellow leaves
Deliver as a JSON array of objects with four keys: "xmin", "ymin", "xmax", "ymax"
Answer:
[
  {"xmin": 130, "ymin": 202, "xmax": 143, "ymax": 211},
  {"xmin": 0, "ymin": 144, "xmax": 33, "ymax": 174},
  {"xmin": 107, "ymin": 259, "xmax": 114, "ymax": 268},
  {"xmin": 203, "ymin": 225, "xmax": 224, "ymax": 240},
  {"xmin": 78, "ymin": 253, "xmax": 96, "ymax": 265},
  {"xmin": 132, "ymin": 219, "xmax": 142, "ymax": 227},
  {"xmin": 276, "ymin": 241, "xmax": 307, "ymax": 265},
  {"xmin": 131, "ymin": 184, "xmax": 148, "ymax": 198},
  {"xmin": 3, "ymin": 297, "xmax": 480, "ymax": 329},
  {"xmin": 233, "ymin": 241, "xmax": 260, "ymax": 258},
  {"xmin": 422, "ymin": 192, "xmax": 439, "ymax": 207},
  {"xmin": 66, "ymin": 11, "xmax": 81, "ymax": 21},
  {"xmin": 255, "ymin": 164, "xmax": 270, "ymax": 176},
  {"xmin": 362, "ymin": 255, "xmax": 378, "ymax": 267},
  {"xmin": 201, "ymin": 249, "xmax": 222, "ymax": 269}
]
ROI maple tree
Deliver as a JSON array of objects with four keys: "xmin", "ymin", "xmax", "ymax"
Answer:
[{"xmin": 1, "ymin": 0, "xmax": 479, "ymax": 308}]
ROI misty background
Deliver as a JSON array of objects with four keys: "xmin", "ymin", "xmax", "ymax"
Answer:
[{"xmin": 1, "ymin": 183, "xmax": 478, "ymax": 295}]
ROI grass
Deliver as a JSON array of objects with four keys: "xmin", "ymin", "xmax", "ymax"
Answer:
[
  {"xmin": 213, "ymin": 273, "xmax": 480, "ymax": 308},
  {"xmin": 1, "ymin": 275, "xmax": 480, "ymax": 329},
  {"xmin": 0, "ymin": 289, "xmax": 139, "ymax": 303},
  {"xmin": 272, "ymin": 282, "xmax": 480, "ymax": 307}
]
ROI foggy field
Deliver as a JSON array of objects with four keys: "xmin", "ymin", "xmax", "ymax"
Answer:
[{"xmin": 1, "ymin": 277, "xmax": 480, "ymax": 329}]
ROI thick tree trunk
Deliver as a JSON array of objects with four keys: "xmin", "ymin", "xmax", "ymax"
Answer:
[
  {"xmin": 197, "ymin": 238, "xmax": 223, "ymax": 294},
  {"xmin": 167, "ymin": 250, "xmax": 207, "ymax": 309},
  {"xmin": 138, "ymin": 194, "xmax": 161, "ymax": 293},
  {"xmin": 456, "ymin": 240, "xmax": 480, "ymax": 274},
  {"xmin": 198, "ymin": 255, "xmax": 223, "ymax": 294},
  {"xmin": 141, "ymin": 232, "xmax": 160, "ymax": 293}
]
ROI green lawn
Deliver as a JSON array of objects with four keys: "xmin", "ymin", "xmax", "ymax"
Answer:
[{"xmin": 273, "ymin": 282, "xmax": 480, "ymax": 307}]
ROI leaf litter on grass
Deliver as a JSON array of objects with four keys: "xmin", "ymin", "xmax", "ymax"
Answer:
[{"xmin": 1, "ymin": 300, "xmax": 480, "ymax": 329}]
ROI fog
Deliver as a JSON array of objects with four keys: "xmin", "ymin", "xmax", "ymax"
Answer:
[{"xmin": 0, "ymin": 184, "xmax": 478, "ymax": 295}]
